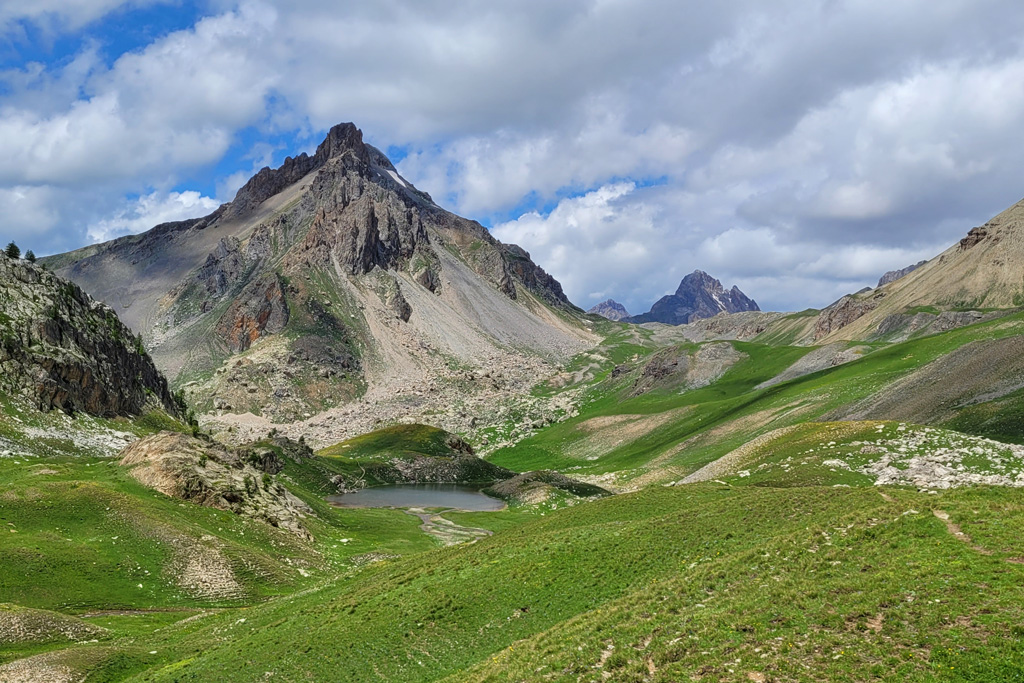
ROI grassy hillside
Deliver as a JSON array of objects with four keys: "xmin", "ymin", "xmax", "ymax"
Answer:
[
  {"xmin": 5, "ymin": 308, "xmax": 1024, "ymax": 681},
  {"xmin": 7, "ymin": 481, "xmax": 1019, "ymax": 682},
  {"xmin": 488, "ymin": 311, "xmax": 1024, "ymax": 489}
]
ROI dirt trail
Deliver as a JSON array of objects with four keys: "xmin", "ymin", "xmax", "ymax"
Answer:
[
  {"xmin": 405, "ymin": 509, "xmax": 492, "ymax": 546},
  {"xmin": 933, "ymin": 509, "xmax": 994, "ymax": 556}
]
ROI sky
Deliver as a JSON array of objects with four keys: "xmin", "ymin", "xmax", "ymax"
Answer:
[{"xmin": 2, "ymin": 1, "xmax": 1024, "ymax": 314}]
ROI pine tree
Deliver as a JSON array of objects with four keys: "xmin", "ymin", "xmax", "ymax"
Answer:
[
  {"xmin": 4, "ymin": 242, "xmax": 20, "ymax": 259},
  {"xmin": 25, "ymin": 250, "xmax": 36, "ymax": 263}
]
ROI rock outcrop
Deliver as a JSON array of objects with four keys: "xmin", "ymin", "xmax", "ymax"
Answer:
[
  {"xmin": 483, "ymin": 470, "xmax": 610, "ymax": 504},
  {"xmin": 877, "ymin": 260, "xmax": 927, "ymax": 287},
  {"xmin": 627, "ymin": 271, "xmax": 759, "ymax": 325},
  {"xmin": 629, "ymin": 341, "xmax": 745, "ymax": 396},
  {"xmin": 120, "ymin": 431, "xmax": 313, "ymax": 538},
  {"xmin": 587, "ymin": 299, "xmax": 630, "ymax": 321},
  {"xmin": 216, "ymin": 274, "xmax": 290, "ymax": 353},
  {"xmin": 501, "ymin": 244, "xmax": 572, "ymax": 306},
  {"xmin": 0, "ymin": 256, "xmax": 178, "ymax": 417},
  {"xmin": 813, "ymin": 292, "xmax": 884, "ymax": 341}
]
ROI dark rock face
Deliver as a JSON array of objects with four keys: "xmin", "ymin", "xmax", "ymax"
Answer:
[
  {"xmin": 225, "ymin": 122, "xmax": 369, "ymax": 221},
  {"xmin": 878, "ymin": 260, "xmax": 927, "ymax": 287},
  {"xmin": 813, "ymin": 292, "xmax": 883, "ymax": 340},
  {"xmin": 627, "ymin": 271, "xmax": 759, "ymax": 325},
  {"xmin": 500, "ymin": 244, "xmax": 571, "ymax": 306},
  {"xmin": 586, "ymin": 299, "xmax": 630, "ymax": 321},
  {"xmin": 959, "ymin": 226, "xmax": 994, "ymax": 251},
  {"xmin": 0, "ymin": 257, "xmax": 178, "ymax": 417}
]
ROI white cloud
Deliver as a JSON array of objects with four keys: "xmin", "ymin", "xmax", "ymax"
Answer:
[
  {"xmin": 0, "ymin": 185, "xmax": 62, "ymax": 236},
  {"xmin": 400, "ymin": 109, "xmax": 694, "ymax": 215},
  {"xmin": 87, "ymin": 190, "xmax": 219, "ymax": 243},
  {"xmin": 4, "ymin": 0, "xmax": 1024, "ymax": 312},
  {"xmin": 0, "ymin": 0, "xmax": 165, "ymax": 33},
  {"xmin": 0, "ymin": 3, "xmax": 278, "ymax": 186}
]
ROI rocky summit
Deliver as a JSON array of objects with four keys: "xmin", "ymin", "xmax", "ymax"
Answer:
[
  {"xmin": 626, "ymin": 270, "xmax": 759, "ymax": 325},
  {"xmin": 586, "ymin": 299, "xmax": 630, "ymax": 321},
  {"xmin": 0, "ymin": 254, "xmax": 178, "ymax": 418},
  {"xmin": 44, "ymin": 123, "xmax": 596, "ymax": 445}
]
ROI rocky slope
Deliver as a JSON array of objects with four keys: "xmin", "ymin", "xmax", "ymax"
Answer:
[
  {"xmin": 813, "ymin": 195, "xmax": 1024, "ymax": 342},
  {"xmin": 0, "ymin": 254, "xmax": 178, "ymax": 418},
  {"xmin": 44, "ymin": 123, "xmax": 596, "ymax": 442},
  {"xmin": 626, "ymin": 270, "xmax": 759, "ymax": 325},
  {"xmin": 119, "ymin": 431, "xmax": 314, "ymax": 538},
  {"xmin": 586, "ymin": 299, "xmax": 630, "ymax": 321}
]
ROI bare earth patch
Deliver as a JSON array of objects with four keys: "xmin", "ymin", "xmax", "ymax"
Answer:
[
  {"xmin": 0, "ymin": 604, "xmax": 105, "ymax": 645},
  {"xmin": 0, "ymin": 651, "xmax": 84, "ymax": 683}
]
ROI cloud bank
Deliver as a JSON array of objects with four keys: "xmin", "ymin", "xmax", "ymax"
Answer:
[{"xmin": 2, "ymin": 0, "xmax": 1024, "ymax": 311}]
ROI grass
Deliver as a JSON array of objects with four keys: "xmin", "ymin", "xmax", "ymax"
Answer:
[
  {"xmin": 6, "ymin": 294, "xmax": 1024, "ymax": 680},
  {"xmin": 19, "ymin": 482, "xmax": 1020, "ymax": 682},
  {"xmin": 943, "ymin": 386, "xmax": 1024, "ymax": 444},
  {"xmin": 489, "ymin": 311, "xmax": 1024, "ymax": 486},
  {"xmin": 319, "ymin": 423, "xmax": 465, "ymax": 460}
]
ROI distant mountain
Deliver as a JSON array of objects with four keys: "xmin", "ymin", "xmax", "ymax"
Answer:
[
  {"xmin": 878, "ymin": 260, "xmax": 927, "ymax": 287},
  {"xmin": 587, "ymin": 299, "xmax": 630, "ymax": 321},
  {"xmin": 626, "ymin": 270, "xmax": 760, "ymax": 325}
]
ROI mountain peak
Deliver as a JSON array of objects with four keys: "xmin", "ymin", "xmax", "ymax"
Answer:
[
  {"xmin": 587, "ymin": 299, "xmax": 630, "ymax": 321},
  {"xmin": 628, "ymin": 271, "xmax": 759, "ymax": 325},
  {"xmin": 45, "ymin": 119, "xmax": 588, "ymax": 430},
  {"xmin": 314, "ymin": 122, "xmax": 369, "ymax": 164},
  {"xmin": 676, "ymin": 269, "xmax": 723, "ymax": 296}
]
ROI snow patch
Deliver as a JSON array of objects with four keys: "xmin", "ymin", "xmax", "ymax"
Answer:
[{"xmin": 385, "ymin": 169, "xmax": 408, "ymax": 188}]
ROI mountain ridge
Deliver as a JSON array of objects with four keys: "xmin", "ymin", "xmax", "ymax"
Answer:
[{"xmin": 0, "ymin": 254, "xmax": 179, "ymax": 418}]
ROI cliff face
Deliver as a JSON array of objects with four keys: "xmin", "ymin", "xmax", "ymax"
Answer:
[
  {"xmin": 0, "ymin": 256, "xmax": 178, "ymax": 417},
  {"xmin": 627, "ymin": 271, "xmax": 760, "ymax": 325}
]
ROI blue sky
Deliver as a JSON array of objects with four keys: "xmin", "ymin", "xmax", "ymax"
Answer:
[{"xmin": 3, "ymin": 0, "xmax": 1024, "ymax": 314}]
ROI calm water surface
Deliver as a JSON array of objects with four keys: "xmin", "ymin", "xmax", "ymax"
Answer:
[{"xmin": 326, "ymin": 483, "xmax": 505, "ymax": 511}]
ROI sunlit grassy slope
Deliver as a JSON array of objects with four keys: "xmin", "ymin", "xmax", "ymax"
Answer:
[
  {"xmin": 489, "ymin": 311, "xmax": 1024, "ymax": 488},
  {"xmin": 6, "ymin": 312, "xmax": 1024, "ymax": 681},
  {"xmin": 47, "ymin": 483, "xmax": 1021, "ymax": 682}
]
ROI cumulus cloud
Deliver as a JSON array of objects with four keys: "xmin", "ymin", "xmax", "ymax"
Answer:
[
  {"xmin": 0, "ymin": 4, "xmax": 279, "ymax": 187},
  {"xmin": 4, "ymin": 0, "xmax": 1024, "ymax": 310},
  {"xmin": 494, "ymin": 183, "xmax": 689, "ymax": 312},
  {"xmin": 495, "ymin": 183, "xmax": 955, "ymax": 313},
  {"xmin": 86, "ymin": 190, "xmax": 219, "ymax": 243},
  {"xmin": 0, "ymin": 185, "xmax": 62, "ymax": 237}
]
